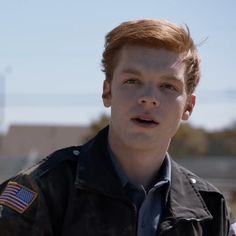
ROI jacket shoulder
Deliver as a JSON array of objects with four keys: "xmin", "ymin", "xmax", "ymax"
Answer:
[
  {"xmin": 0, "ymin": 146, "xmax": 82, "ymax": 234},
  {"xmin": 0, "ymin": 146, "xmax": 81, "ymax": 189},
  {"xmin": 0, "ymin": 146, "xmax": 82, "ymax": 211},
  {"xmin": 172, "ymin": 159, "xmax": 222, "ymax": 194},
  {"xmin": 21, "ymin": 146, "xmax": 82, "ymax": 180}
]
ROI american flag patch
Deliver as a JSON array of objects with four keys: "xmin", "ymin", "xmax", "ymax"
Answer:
[{"xmin": 0, "ymin": 181, "xmax": 37, "ymax": 213}]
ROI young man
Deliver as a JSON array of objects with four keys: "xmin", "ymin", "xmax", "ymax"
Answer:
[{"xmin": 0, "ymin": 19, "xmax": 235, "ymax": 235}]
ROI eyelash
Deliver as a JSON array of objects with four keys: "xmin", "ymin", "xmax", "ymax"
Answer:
[
  {"xmin": 124, "ymin": 79, "xmax": 140, "ymax": 84},
  {"xmin": 160, "ymin": 83, "xmax": 177, "ymax": 91}
]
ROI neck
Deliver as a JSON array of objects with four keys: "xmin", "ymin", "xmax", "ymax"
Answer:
[{"xmin": 108, "ymin": 131, "xmax": 170, "ymax": 186}]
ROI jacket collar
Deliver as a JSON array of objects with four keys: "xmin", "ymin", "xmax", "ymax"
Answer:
[
  {"xmin": 75, "ymin": 126, "xmax": 128, "ymax": 199},
  {"xmin": 161, "ymin": 159, "xmax": 213, "ymax": 221},
  {"xmin": 75, "ymin": 126, "xmax": 213, "ymax": 221}
]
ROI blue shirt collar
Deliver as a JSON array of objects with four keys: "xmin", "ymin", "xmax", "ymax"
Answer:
[{"xmin": 107, "ymin": 142, "xmax": 171, "ymax": 190}]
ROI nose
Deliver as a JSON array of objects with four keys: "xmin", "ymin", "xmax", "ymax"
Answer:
[
  {"xmin": 138, "ymin": 87, "xmax": 160, "ymax": 107},
  {"xmin": 138, "ymin": 96, "xmax": 160, "ymax": 107}
]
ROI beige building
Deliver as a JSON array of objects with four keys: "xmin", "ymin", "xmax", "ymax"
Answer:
[
  {"xmin": 0, "ymin": 124, "xmax": 90, "ymax": 158},
  {"xmin": 0, "ymin": 124, "xmax": 90, "ymax": 182}
]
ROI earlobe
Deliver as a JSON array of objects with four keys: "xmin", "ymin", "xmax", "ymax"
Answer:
[
  {"xmin": 102, "ymin": 80, "xmax": 112, "ymax": 107},
  {"xmin": 182, "ymin": 110, "xmax": 191, "ymax": 121},
  {"xmin": 182, "ymin": 94, "xmax": 196, "ymax": 121}
]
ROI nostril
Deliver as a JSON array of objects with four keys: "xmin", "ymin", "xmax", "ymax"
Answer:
[{"xmin": 139, "ymin": 97, "xmax": 159, "ymax": 106}]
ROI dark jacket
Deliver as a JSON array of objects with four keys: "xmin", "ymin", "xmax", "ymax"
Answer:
[{"xmin": 0, "ymin": 127, "xmax": 233, "ymax": 235}]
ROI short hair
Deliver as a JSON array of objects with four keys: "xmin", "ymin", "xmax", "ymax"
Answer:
[{"xmin": 101, "ymin": 19, "xmax": 201, "ymax": 94}]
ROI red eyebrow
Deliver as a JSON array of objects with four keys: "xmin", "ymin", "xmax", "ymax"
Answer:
[
  {"xmin": 160, "ymin": 75, "xmax": 183, "ymax": 83},
  {"xmin": 121, "ymin": 68, "xmax": 142, "ymax": 76}
]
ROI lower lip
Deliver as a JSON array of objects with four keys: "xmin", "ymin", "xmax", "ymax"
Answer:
[{"xmin": 131, "ymin": 119, "xmax": 159, "ymax": 128}]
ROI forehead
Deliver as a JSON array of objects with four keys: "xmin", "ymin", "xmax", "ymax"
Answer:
[{"xmin": 115, "ymin": 45, "xmax": 186, "ymax": 75}]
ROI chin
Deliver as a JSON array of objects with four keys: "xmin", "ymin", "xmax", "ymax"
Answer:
[{"xmin": 125, "ymin": 135, "xmax": 157, "ymax": 149}]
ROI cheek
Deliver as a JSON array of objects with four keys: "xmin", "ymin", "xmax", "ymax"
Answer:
[
  {"xmin": 164, "ymin": 98, "xmax": 187, "ymax": 126},
  {"xmin": 111, "ymin": 87, "xmax": 135, "ymax": 108},
  {"xmin": 165, "ymin": 96, "xmax": 186, "ymax": 111}
]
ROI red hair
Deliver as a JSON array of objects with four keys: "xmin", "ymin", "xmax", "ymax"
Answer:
[{"xmin": 101, "ymin": 19, "xmax": 201, "ymax": 94}]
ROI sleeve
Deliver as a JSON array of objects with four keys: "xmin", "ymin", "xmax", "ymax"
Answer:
[{"xmin": 0, "ymin": 175, "xmax": 54, "ymax": 236}]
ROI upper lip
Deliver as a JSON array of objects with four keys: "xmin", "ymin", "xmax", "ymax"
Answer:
[{"xmin": 131, "ymin": 114, "xmax": 159, "ymax": 124}]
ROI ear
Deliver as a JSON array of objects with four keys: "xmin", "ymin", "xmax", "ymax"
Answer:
[
  {"xmin": 102, "ymin": 80, "xmax": 112, "ymax": 107},
  {"xmin": 182, "ymin": 94, "xmax": 196, "ymax": 121}
]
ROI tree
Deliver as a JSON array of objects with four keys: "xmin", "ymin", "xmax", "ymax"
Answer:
[
  {"xmin": 84, "ymin": 115, "xmax": 236, "ymax": 157},
  {"xmin": 83, "ymin": 114, "xmax": 110, "ymax": 142},
  {"xmin": 169, "ymin": 123, "xmax": 208, "ymax": 157}
]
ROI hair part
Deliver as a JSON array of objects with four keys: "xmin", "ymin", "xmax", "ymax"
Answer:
[{"xmin": 101, "ymin": 19, "xmax": 201, "ymax": 94}]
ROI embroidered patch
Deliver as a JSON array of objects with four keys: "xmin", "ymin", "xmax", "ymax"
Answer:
[
  {"xmin": 0, "ymin": 181, "xmax": 37, "ymax": 213},
  {"xmin": 230, "ymin": 222, "xmax": 236, "ymax": 236}
]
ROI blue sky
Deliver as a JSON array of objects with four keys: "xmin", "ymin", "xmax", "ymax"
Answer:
[{"xmin": 0, "ymin": 0, "xmax": 235, "ymax": 131}]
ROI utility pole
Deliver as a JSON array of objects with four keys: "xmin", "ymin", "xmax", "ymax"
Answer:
[
  {"xmin": 0, "ymin": 66, "xmax": 12, "ymax": 151},
  {"xmin": 0, "ymin": 72, "xmax": 5, "ymax": 152},
  {"xmin": 0, "ymin": 73, "xmax": 5, "ymax": 132}
]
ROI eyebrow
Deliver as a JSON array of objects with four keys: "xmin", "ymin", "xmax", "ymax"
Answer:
[
  {"xmin": 120, "ymin": 68, "xmax": 142, "ymax": 76},
  {"xmin": 121, "ymin": 68, "xmax": 184, "ymax": 85},
  {"xmin": 160, "ymin": 75, "xmax": 183, "ymax": 83}
]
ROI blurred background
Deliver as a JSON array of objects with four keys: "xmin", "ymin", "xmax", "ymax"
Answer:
[{"xmin": 0, "ymin": 0, "xmax": 235, "ymax": 214}]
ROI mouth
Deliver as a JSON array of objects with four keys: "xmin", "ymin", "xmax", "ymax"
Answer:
[{"xmin": 131, "ymin": 115, "xmax": 159, "ymax": 127}]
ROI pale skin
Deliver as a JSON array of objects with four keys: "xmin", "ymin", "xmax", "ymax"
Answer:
[{"xmin": 102, "ymin": 45, "xmax": 196, "ymax": 186}]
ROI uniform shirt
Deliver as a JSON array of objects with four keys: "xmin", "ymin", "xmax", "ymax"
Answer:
[{"xmin": 107, "ymin": 144, "xmax": 171, "ymax": 236}]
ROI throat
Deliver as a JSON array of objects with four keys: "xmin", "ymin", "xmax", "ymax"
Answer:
[
  {"xmin": 107, "ymin": 126, "xmax": 169, "ymax": 186},
  {"xmin": 114, "ymin": 150, "xmax": 164, "ymax": 187}
]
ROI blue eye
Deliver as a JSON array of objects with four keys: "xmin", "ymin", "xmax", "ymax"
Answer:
[
  {"xmin": 125, "ymin": 79, "xmax": 140, "ymax": 84},
  {"xmin": 161, "ymin": 83, "xmax": 177, "ymax": 91}
]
